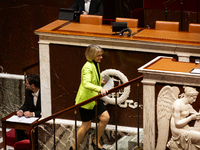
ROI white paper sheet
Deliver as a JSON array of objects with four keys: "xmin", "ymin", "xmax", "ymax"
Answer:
[
  {"xmin": 103, "ymin": 76, "xmax": 114, "ymax": 90},
  {"xmin": 190, "ymin": 68, "xmax": 200, "ymax": 74},
  {"xmin": 6, "ymin": 115, "xmax": 38, "ymax": 124}
]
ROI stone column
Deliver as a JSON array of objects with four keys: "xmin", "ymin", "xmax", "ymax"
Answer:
[
  {"xmin": 39, "ymin": 41, "xmax": 52, "ymax": 117},
  {"xmin": 142, "ymin": 79, "xmax": 156, "ymax": 150}
]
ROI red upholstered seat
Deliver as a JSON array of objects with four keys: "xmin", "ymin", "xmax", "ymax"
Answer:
[
  {"xmin": 6, "ymin": 128, "xmax": 16, "ymax": 146},
  {"xmin": 13, "ymin": 127, "xmax": 38, "ymax": 150},
  {"xmin": 14, "ymin": 139, "xmax": 31, "ymax": 150}
]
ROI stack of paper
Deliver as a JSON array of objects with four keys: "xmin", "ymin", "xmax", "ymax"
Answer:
[{"xmin": 6, "ymin": 115, "xmax": 38, "ymax": 124}]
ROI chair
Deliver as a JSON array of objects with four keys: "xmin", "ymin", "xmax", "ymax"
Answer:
[
  {"xmin": 116, "ymin": 17, "xmax": 138, "ymax": 28},
  {"xmin": 6, "ymin": 128, "xmax": 16, "ymax": 146},
  {"xmin": 188, "ymin": 23, "xmax": 200, "ymax": 33},
  {"xmin": 14, "ymin": 127, "xmax": 38, "ymax": 150},
  {"xmin": 155, "ymin": 20, "xmax": 179, "ymax": 32},
  {"xmin": 79, "ymin": 14, "xmax": 103, "ymax": 25}
]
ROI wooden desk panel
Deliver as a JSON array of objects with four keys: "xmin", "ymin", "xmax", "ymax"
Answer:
[
  {"xmin": 58, "ymin": 22, "xmax": 141, "ymax": 36},
  {"xmin": 38, "ymin": 20, "xmax": 69, "ymax": 31},
  {"xmin": 36, "ymin": 20, "xmax": 141, "ymax": 37},
  {"xmin": 145, "ymin": 57, "xmax": 196, "ymax": 73},
  {"xmin": 134, "ymin": 29, "xmax": 200, "ymax": 43},
  {"xmin": 35, "ymin": 20, "xmax": 200, "ymax": 47},
  {"xmin": 59, "ymin": 23, "xmax": 113, "ymax": 35}
]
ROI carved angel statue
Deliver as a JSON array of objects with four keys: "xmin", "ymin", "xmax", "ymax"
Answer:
[{"xmin": 156, "ymin": 85, "xmax": 200, "ymax": 150}]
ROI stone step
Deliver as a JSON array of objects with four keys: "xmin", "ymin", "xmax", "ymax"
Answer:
[
  {"xmin": 102, "ymin": 129, "xmax": 143, "ymax": 150},
  {"xmin": 128, "ymin": 130, "xmax": 143, "ymax": 150}
]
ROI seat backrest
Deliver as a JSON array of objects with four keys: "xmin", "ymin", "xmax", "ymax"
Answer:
[
  {"xmin": 116, "ymin": 17, "xmax": 138, "ymax": 28},
  {"xmin": 155, "ymin": 21, "xmax": 179, "ymax": 32},
  {"xmin": 79, "ymin": 15, "xmax": 103, "ymax": 25},
  {"xmin": 188, "ymin": 23, "xmax": 200, "ymax": 33}
]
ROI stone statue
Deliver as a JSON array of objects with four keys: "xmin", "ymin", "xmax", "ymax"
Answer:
[{"xmin": 156, "ymin": 85, "xmax": 200, "ymax": 150}]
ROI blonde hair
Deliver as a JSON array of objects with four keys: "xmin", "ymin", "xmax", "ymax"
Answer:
[{"xmin": 85, "ymin": 44, "xmax": 104, "ymax": 61}]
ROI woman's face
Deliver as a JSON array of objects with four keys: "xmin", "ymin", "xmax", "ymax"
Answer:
[
  {"xmin": 94, "ymin": 52, "xmax": 103, "ymax": 63},
  {"xmin": 188, "ymin": 95, "xmax": 197, "ymax": 104}
]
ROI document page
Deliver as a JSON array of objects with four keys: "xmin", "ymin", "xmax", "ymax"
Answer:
[
  {"xmin": 103, "ymin": 75, "xmax": 114, "ymax": 90},
  {"xmin": 190, "ymin": 68, "xmax": 200, "ymax": 74},
  {"xmin": 6, "ymin": 115, "xmax": 38, "ymax": 124}
]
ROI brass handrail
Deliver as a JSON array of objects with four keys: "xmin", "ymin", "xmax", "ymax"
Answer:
[{"xmin": 31, "ymin": 75, "xmax": 143, "ymax": 128}]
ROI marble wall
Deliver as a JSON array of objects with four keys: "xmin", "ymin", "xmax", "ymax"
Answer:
[{"xmin": 0, "ymin": 77, "xmax": 25, "ymax": 127}]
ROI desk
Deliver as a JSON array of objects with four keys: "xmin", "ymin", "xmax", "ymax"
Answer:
[
  {"xmin": 144, "ymin": 57, "xmax": 196, "ymax": 73},
  {"xmin": 58, "ymin": 22, "xmax": 141, "ymax": 35},
  {"xmin": 35, "ymin": 20, "xmax": 200, "ymax": 61},
  {"xmin": 134, "ymin": 29, "xmax": 200, "ymax": 44},
  {"xmin": 138, "ymin": 56, "xmax": 200, "ymax": 150},
  {"xmin": 1, "ymin": 112, "xmax": 37, "ymax": 150}
]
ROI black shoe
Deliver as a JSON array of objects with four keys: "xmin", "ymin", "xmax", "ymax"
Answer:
[
  {"xmin": 69, "ymin": 146, "xmax": 73, "ymax": 150},
  {"xmin": 91, "ymin": 141, "xmax": 106, "ymax": 150}
]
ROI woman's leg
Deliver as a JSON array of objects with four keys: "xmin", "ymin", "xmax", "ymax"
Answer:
[
  {"xmin": 72, "ymin": 121, "xmax": 91, "ymax": 150},
  {"xmin": 93, "ymin": 110, "xmax": 110, "ymax": 148}
]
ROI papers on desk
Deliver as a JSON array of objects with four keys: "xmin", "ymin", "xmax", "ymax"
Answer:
[
  {"xmin": 6, "ymin": 115, "xmax": 38, "ymax": 124},
  {"xmin": 103, "ymin": 75, "xmax": 114, "ymax": 90},
  {"xmin": 190, "ymin": 68, "xmax": 200, "ymax": 74}
]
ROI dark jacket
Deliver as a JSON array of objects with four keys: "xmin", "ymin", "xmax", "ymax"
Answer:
[
  {"xmin": 20, "ymin": 89, "xmax": 41, "ymax": 117},
  {"xmin": 70, "ymin": 0, "xmax": 104, "ymax": 16}
]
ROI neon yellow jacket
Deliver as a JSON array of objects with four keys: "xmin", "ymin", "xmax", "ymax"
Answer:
[{"xmin": 75, "ymin": 61, "xmax": 102, "ymax": 109}]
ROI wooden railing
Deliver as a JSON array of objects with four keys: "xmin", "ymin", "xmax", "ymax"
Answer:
[{"xmin": 30, "ymin": 75, "xmax": 143, "ymax": 150}]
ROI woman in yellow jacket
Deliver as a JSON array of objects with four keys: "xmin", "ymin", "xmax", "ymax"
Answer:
[{"xmin": 70, "ymin": 44, "xmax": 110, "ymax": 150}]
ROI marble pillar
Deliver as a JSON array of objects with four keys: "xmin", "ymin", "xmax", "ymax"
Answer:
[
  {"xmin": 39, "ymin": 42, "xmax": 52, "ymax": 117},
  {"xmin": 142, "ymin": 79, "xmax": 156, "ymax": 150}
]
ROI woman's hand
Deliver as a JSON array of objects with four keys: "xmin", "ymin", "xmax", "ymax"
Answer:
[
  {"xmin": 101, "ymin": 79, "xmax": 107, "ymax": 85},
  {"xmin": 100, "ymin": 88, "xmax": 108, "ymax": 96}
]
